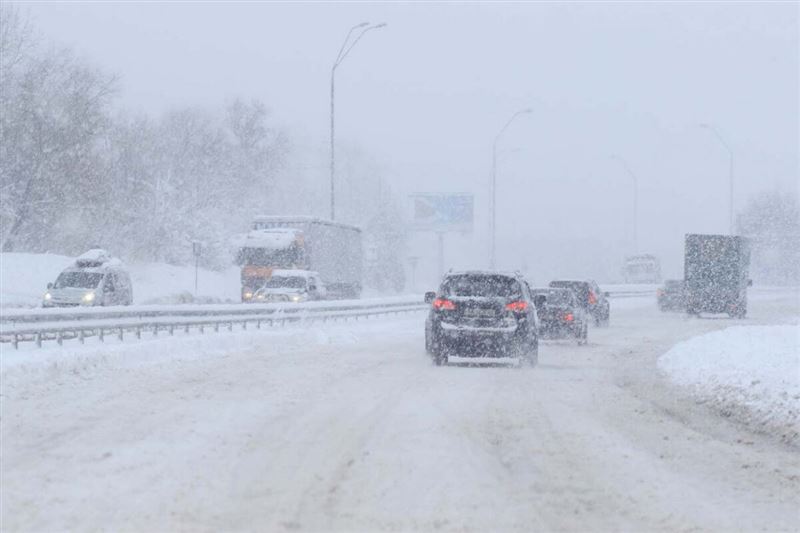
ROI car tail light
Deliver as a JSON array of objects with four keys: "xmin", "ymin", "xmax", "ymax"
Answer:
[
  {"xmin": 432, "ymin": 298, "xmax": 456, "ymax": 310},
  {"xmin": 657, "ymin": 289, "xmax": 664, "ymax": 297},
  {"xmin": 588, "ymin": 290, "xmax": 597, "ymax": 305},
  {"xmin": 563, "ymin": 313, "xmax": 574, "ymax": 322},
  {"xmin": 506, "ymin": 301, "xmax": 528, "ymax": 312}
]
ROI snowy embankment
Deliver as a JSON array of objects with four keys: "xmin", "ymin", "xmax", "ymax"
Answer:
[
  {"xmin": 659, "ymin": 325, "xmax": 800, "ymax": 445},
  {"xmin": 0, "ymin": 253, "xmax": 240, "ymax": 308}
]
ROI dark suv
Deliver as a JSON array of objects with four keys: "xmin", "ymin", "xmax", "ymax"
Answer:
[
  {"xmin": 424, "ymin": 271, "xmax": 543, "ymax": 366},
  {"xmin": 548, "ymin": 279, "xmax": 610, "ymax": 326}
]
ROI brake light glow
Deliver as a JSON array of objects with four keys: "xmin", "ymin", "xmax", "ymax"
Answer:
[
  {"xmin": 505, "ymin": 301, "xmax": 528, "ymax": 312},
  {"xmin": 563, "ymin": 313, "xmax": 574, "ymax": 322},
  {"xmin": 432, "ymin": 298, "xmax": 456, "ymax": 310},
  {"xmin": 588, "ymin": 290, "xmax": 597, "ymax": 305}
]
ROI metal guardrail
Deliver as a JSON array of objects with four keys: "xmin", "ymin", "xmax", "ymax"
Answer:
[
  {"xmin": 0, "ymin": 298, "xmax": 428, "ymax": 349},
  {"xmin": 0, "ymin": 288, "xmax": 656, "ymax": 350}
]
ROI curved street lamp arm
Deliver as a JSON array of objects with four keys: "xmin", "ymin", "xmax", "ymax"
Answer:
[
  {"xmin": 493, "ymin": 108, "xmax": 532, "ymax": 149},
  {"xmin": 334, "ymin": 22, "xmax": 369, "ymax": 68},
  {"xmin": 611, "ymin": 154, "xmax": 638, "ymax": 186},
  {"xmin": 700, "ymin": 123, "xmax": 733, "ymax": 157},
  {"xmin": 337, "ymin": 23, "xmax": 387, "ymax": 68}
]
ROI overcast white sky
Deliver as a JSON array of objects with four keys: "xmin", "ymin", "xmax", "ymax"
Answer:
[{"xmin": 25, "ymin": 2, "xmax": 799, "ymax": 282}]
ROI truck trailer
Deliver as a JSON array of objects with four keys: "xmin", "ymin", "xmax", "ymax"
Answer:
[
  {"xmin": 235, "ymin": 216, "xmax": 362, "ymax": 301},
  {"xmin": 684, "ymin": 233, "xmax": 751, "ymax": 317}
]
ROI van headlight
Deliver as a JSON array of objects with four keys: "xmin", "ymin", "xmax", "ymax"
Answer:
[
  {"xmin": 82, "ymin": 291, "xmax": 96, "ymax": 303},
  {"xmin": 290, "ymin": 294, "xmax": 306, "ymax": 302},
  {"xmin": 43, "ymin": 292, "xmax": 52, "ymax": 301}
]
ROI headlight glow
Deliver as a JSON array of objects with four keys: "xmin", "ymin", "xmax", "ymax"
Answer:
[
  {"xmin": 82, "ymin": 291, "xmax": 95, "ymax": 303},
  {"xmin": 290, "ymin": 294, "xmax": 303, "ymax": 302},
  {"xmin": 44, "ymin": 292, "xmax": 52, "ymax": 300},
  {"xmin": 243, "ymin": 291, "xmax": 253, "ymax": 300}
]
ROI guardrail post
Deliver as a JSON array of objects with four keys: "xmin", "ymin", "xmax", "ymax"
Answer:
[
  {"xmin": 13, "ymin": 334, "xmax": 18, "ymax": 350},
  {"xmin": 153, "ymin": 325, "xmax": 158, "ymax": 337},
  {"xmin": 169, "ymin": 325, "xmax": 174, "ymax": 336},
  {"xmin": 36, "ymin": 332, "xmax": 42, "ymax": 348},
  {"xmin": 228, "ymin": 322, "xmax": 233, "ymax": 332},
  {"xmin": 242, "ymin": 321, "xmax": 247, "ymax": 331},
  {"xmin": 79, "ymin": 330, "xmax": 85, "ymax": 344},
  {"xmin": 136, "ymin": 326, "xmax": 141, "ymax": 339},
  {"xmin": 214, "ymin": 322, "xmax": 219, "ymax": 333},
  {"xmin": 199, "ymin": 324, "xmax": 204, "ymax": 334},
  {"xmin": 256, "ymin": 320, "xmax": 261, "ymax": 330},
  {"xmin": 118, "ymin": 327, "xmax": 124, "ymax": 341},
  {"xmin": 57, "ymin": 332, "xmax": 63, "ymax": 346},
  {"xmin": 99, "ymin": 328, "xmax": 104, "ymax": 343},
  {"xmin": 184, "ymin": 324, "xmax": 189, "ymax": 334}
]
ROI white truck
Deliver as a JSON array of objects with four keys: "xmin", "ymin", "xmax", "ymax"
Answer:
[{"xmin": 235, "ymin": 216, "xmax": 362, "ymax": 302}]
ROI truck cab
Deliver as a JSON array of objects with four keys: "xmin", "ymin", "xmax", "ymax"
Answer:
[{"xmin": 251, "ymin": 270, "xmax": 326, "ymax": 303}]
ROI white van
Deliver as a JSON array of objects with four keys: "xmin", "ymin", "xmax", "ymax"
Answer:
[{"xmin": 43, "ymin": 249, "xmax": 133, "ymax": 307}]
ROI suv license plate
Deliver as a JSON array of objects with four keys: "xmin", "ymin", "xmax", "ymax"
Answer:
[{"xmin": 465, "ymin": 308, "xmax": 496, "ymax": 318}]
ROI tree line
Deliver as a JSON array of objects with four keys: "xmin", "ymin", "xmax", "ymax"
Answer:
[{"xmin": 0, "ymin": 6, "xmax": 407, "ymax": 289}]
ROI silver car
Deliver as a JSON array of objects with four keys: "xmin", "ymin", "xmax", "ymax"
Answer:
[{"xmin": 43, "ymin": 267, "xmax": 133, "ymax": 307}]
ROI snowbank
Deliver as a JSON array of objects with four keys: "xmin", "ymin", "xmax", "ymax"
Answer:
[
  {"xmin": 659, "ymin": 325, "xmax": 800, "ymax": 445},
  {"xmin": 1, "ymin": 253, "xmax": 240, "ymax": 308}
]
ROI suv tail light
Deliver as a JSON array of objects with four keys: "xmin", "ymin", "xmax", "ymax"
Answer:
[
  {"xmin": 505, "ymin": 301, "xmax": 528, "ymax": 312},
  {"xmin": 563, "ymin": 312, "xmax": 574, "ymax": 322},
  {"xmin": 588, "ymin": 290, "xmax": 597, "ymax": 305},
  {"xmin": 432, "ymin": 298, "xmax": 456, "ymax": 310}
]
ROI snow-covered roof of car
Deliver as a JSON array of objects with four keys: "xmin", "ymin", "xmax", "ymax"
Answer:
[
  {"xmin": 443, "ymin": 270, "xmax": 524, "ymax": 278},
  {"xmin": 74, "ymin": 249, "xmax": 123, "ymax": 268},
  {"xmin": 235, "ymin": 228, "xmax": 300, "ymax": 249}
]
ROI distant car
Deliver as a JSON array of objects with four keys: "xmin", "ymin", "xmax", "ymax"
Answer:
[
  {"xmin": 43, "ymin": 249, "xmax": 133, "ymax": 307},
  {"xmin": 657, "ymin": 279, "xmax": 685, "ymax": 312},
  {"xmin": 250, "ymin": 270, "xmax": 326, "ymax": 303},
  {"xmin": 529, "ymin": 287, "xmax": 588, "ymax": 344},
  {"xmin": 548, "ymin": 279, "xmax": 610, "ymax": 326},
  {"xmin": 424, "ymin": 271, "xmax": 544, "ymax": 366}
]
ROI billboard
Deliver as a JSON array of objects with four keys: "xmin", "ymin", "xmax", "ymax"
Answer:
[{"xmin": 410, "ymin": 193, "xmax": 473, "ymax": 232}]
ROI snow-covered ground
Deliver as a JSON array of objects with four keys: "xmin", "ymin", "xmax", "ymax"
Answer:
[
  {"xmin": 0, "ymin": 252, "xmax": 241, "ymax": 308},
  {"xmin": 659, "ymin": 324, "xmax": 800, "ymax": 445},
  {"xmin": 3, "ymin": 290, "xmax": 798, "ymax": 531}
]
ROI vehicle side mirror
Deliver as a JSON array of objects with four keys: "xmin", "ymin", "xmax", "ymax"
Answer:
[
  {"xmin": 533, "ymin": 294, "xmax": 547, "ymax": 309},
  {"xmin": 747, "ymin": 279, "xmax": 753, "ymax": 287},
  {"xmin": 604, "ymin": 292, "xmax": 610, "ymax": 298},
  {"xmin": 47, "ymin": 282, "xmax": 53, "ymax": 289},
  {"xmin": 424, "ymin": 291, "xmax": 436, "ymax": 304}
]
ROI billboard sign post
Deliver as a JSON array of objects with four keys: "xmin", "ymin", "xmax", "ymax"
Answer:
[{"xmin": 410, "ymin": 193, "xmax": 474, "ymax": 279}]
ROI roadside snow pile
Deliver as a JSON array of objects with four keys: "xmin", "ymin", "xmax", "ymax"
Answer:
[
  {"xmin": 659, "ymin": 325, "xmax": 800, "ymax": 444},
  {"xmin": 0, "ymin": 253, "xmax": 74, "ymax": 308}
]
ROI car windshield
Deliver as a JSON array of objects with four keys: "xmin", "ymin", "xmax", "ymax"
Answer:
[
  {"xmin": 262, "ymin": 276, "xmax": 306, "ymax": 289},
  {"xmin": 53, "ymin": 272, "xmax": 103, "ymax": 289},
  {"xmin": 440, "ymin": 275, "xmax": 521, "ymax": 298}
]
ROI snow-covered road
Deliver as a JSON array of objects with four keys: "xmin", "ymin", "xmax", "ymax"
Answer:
[{"xmin": 3, "ymin": 293, "xmax": 799, "ymax": 531}]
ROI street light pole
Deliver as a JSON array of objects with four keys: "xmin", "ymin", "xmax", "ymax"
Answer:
[
  {"xmin": 329, "ymin": 22, "xmax": 386, "ymax": 221},
  {"xmin": 490, "ymin": 108, "xmax": 531, "ymax": 269},
  {"xmin": 700, "ymin": 123, "xmax": 734, "ymax": 234},
  {"xmin": 611, "ymin": 155, "xmax": 639, "ymax": 254}
]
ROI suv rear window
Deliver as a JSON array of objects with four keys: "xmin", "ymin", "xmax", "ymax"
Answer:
[
  {"xmin": 440, "ymin": 275, "xmax": 522, "ymax": 298},
  {"xmin": 532, "ymin": 289, "xmax": 573, "ymax": 306},
  {"xmin": 549, "ymin": 281, "xmax": 589, "ymax": 300}
]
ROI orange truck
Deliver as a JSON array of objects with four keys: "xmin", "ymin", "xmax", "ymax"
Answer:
[{"xmin": 235, "ymin": 216, "xmax": 362, "ymax": 302}]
